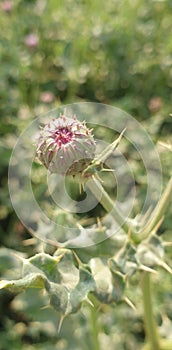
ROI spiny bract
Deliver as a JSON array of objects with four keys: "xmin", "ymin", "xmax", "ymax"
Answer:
[{"xmin": 36, "ymin": 114, "xmax": 96, "ymax": 175}]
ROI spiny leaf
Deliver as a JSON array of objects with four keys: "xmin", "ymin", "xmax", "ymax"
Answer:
[
  {"xmin": 136, "ymin": 233, "xmax": 171, "ymax": 271},
  {"xmin": 54, "ymin": 249, "xmax": 79, "ymax": 289},
  {"xmin": 90, "ymin": 257, "xmax": 125, "ymax": 304},
  {"xmin": 70, "ymin": 264, "xmax": 95, "ymax": 313},
  {"xmin": 111, "ymin": 241, "xmax": 138, "ymax": 276},
  {"xmin": 23, "ymin": 252, "xmax": 64, "ymax": 283},
  {"xmin": 45, "ymin": 280, "xmax": 70, "ymax": 314},
  {"xmin": 82, "ymin": 128, "xmax": 126, "ymax": 175},
  {"xmin": 90, "ymin": 257, "xmax": 114, "ymax": 303},
  {"xmin": 108, "ymin": 258, "xmax": 126, "ymax": 301},
  {"xmin": 0, "ymin": 273, "xmax": 46, "ymax": 292}
]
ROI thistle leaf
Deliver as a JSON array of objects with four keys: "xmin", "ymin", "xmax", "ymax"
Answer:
[{"xmin": 0, "ymin": 273, "xmax": 46, "ymax": 292}]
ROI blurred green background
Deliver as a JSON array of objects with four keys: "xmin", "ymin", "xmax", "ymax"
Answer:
[{"xmin": 0, "ymin": 0, "xmax": 172, "ymax": 349}]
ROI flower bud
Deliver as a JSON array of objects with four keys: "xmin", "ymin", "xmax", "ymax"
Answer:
[{"xmin": 36, "ymin": 114, "xmax": 96, "ymax": 176}]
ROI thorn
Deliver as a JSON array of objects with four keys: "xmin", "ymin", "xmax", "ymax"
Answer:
[
  {"xmin": 139, "ymin": 264, "xmax": 157, "ymax": 274},
  {"xmin": 140, "ymin": 206, "xmax": 153, "ymax": 227},
  {"xmin": 28, "ymin": 227, "xmax": 61, "ymax": 248},
  {"xmin": 84, "ymin": 296, "xmax": 94, "ymax": 307},
  {"xmin": 158, "ymin": 141, "xmax": 172, "ymax": 151},
  {"xmin": 121, "ymin": 127, "xmax": 127, "ymax": 135},
  {"xmin": 53, "ymin": 252, "xmax": 65, "ymax": 263},
  {"xmin": 40, "ymin": 242, "xmax": 46, "ymax": 253},
  {"xmin": 72, "ymin": 250, "xmax": 83, "ymax": 266},
  {"xmin": 96, "ymin": 217, "xmax": 103, "ymax": 230},
  {"xmin": 123, "ymin": 297, "xmax": 136, "ymax": 311},
  {"xmin": 11, "ymin": 252, "xmax": 25, "ymax": 262},
  {"xmin": 127, "ymin": 227, "xmax": 131, "ymax": 240},
  {"xmin": 58, "ymin": 315, "xmax": 65, "ymax": 333},
  {"xmin": 163, "ymin": 241, "xmax": 172, "ymax": 247},
  {"xmin": 100, "ymin": 168, "xmax": 115, "ymax": 172},
  {"xmin": 94, "ymin": 173, "xmax": 104, "ymax": 183},
  {"xmin": 159, "ymin": 261, "xmax": 172, "ymax": 274},
  {"xmin": 153, "ymin": 216, "xmax": 164, "ymax": 233},
  {"xmin": 41, "ymin": 304, "xmax": 51, "ymax": 310},
  {"xmin": 22, "ymin": 238, "xmax": 37, "ymax": 246},
  {"xmin": 76, "ymin": 222, "xmax": 84, "ymax": 230}
]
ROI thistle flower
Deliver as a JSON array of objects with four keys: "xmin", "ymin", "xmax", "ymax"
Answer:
[
  {"xmin": 40, "ymin": 91, "xmax": 55, "ymax": 104},
  {"xmin": 25, "ymin": 33, "xmax": 39, "ymax": 48},
  {"xmin": 36, "ymin": 114, "xmax": 96, "ymax": 176},
  {"xmin": 148, "ymin": 97, "xmax": 163, "ymax": 113},
  {"xmin": 1, "ymin": 1, "xmax": 13, "ymax": 12}
]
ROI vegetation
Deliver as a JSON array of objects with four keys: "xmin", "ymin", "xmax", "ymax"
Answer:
[{"xmin": 0, "ymin": 1, "xmax": 172, "ymax": 350}]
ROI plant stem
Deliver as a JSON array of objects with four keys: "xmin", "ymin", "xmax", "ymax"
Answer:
[
  {"xmin": 140, "ymin": 175, "xmax": 172, "ymax": 241},
  {"xmin": 87, "ymin": 175, "xmax": 172, "ymax": 244},
  {"xmin": 86, "ymin": 176, "xmax": 134, "ymax": 236},
  {"xmin": 86, "ymin": 173, "xmax": 172, "ymax": 350},
  {"xmin": 141, "ymin": 272, "xmax": 160, "ymax": 350},
  {"xmin": 89, "ymin": 301, "xmax": 101, "ymax": 350}
]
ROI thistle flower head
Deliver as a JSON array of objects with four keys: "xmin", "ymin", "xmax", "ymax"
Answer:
[
  {"xmin": 25, "ymin": 33, "xmax": 39, "ymax": 48},
  {"xmin": 1, "ymin": 1, "xmax": 13, "ymax": 12},
  {"xmin": 36, "ymin": 114, "xmax": 96, "ymax": 176}
]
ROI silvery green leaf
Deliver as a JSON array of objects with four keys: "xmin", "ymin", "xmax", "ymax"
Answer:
[{"xmin": 0, "ymin": 273, "xmax": 46, "ymax": 292}]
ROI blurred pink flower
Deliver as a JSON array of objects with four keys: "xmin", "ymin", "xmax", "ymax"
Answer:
[
  {"xmin": 40, "ymin": 91, "xmax": 55, "ymax": 103},
  {"xmin": 1, "ymin": 1, "xmax": 13, "ymax": 12},
  {"xmin": 148, "ymin": 97, "xmax": 163, "ymax": 113},
  {"xmin": 25, "ymin": 33, "xmax": 39, "ymax": 48}
]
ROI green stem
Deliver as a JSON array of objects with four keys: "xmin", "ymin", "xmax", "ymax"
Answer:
[
  {"xmin": 86, "ymin": 176, "xmax": 134, "ymax": 236},
  {"xmin": 85, "ymin": 173, "xmax": 172, "ymax": 350},
  {"xmin": 140, "ymin": 175, "xmax": 172, "ymax": 241},
  {"xmin": 89, "ymin": 301, "xmax": 101, "ymax": 350},
  {"xmin": 141, "ymin": 272, "xmax": 160, "ymax": 350},
  {"xmin": 87, "ymin": 175, "xmax": 172, "ymax": 244}
]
